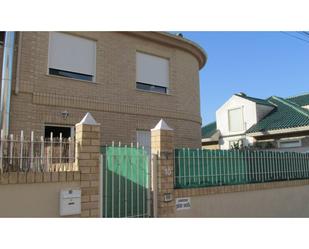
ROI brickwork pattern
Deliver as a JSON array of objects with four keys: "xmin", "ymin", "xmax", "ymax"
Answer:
[
  {"xmin": 9, "ymin": 32, "xmax": 202, "ymax": 148},
  {"xmin": 175, "ymin": 179, "xmax": 309, "ymax": 198},
  {"xmin": 0, "ymin": 171, "xmax": 80, "ymax": 185},
  {"xmin": 151, "ymin": 129, "xmax": 175, "ymax": 217},
  {"xmin": 75, "ymin": 123, "xmax": 100, "ymax": 217}
]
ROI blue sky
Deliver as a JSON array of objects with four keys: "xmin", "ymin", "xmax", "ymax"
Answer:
[{"xmin": 181, "ymin": 32, "xmax": 309, "ymax": 126}]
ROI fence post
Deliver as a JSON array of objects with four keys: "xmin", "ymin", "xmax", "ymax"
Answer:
[
  {"xmin": 75, "ymin": 112, "xmax": 101, "ymax": 218},
  {"xmin": 151, "ymin": 119, "xmax": 175, "ymax": 217}
]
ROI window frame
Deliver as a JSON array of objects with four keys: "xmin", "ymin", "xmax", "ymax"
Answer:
[
  {"xmin": 135, "ymin": 51, "xmax": 170, "ymax": 94},
  {"xmin": 44, "ymin": 124, "xmax": 75, "ymax": 140},
  {"xmin": 228, "ymin": 107, "xmax": 245, "ymax": 133},
  {"xmin": 136, "ymin": 129, "xmax": 151, "ymax": 157},
  {"xmin": 48, "ymin": 68, "xmax": 93, "ymax": 82},
  {"xmin": 136, "ymin": 82, "xmax": 167, "ymax": 94},
  {"xmin": 278, "ymin": 139, "xmax": 302, "ymax": 149},
  {"xmin": 47, "ymin": 32, "xmax": 96, "ymax": 82},
  {"xmin": 229, "ymin": 139, "xmax": 244, "ymax": 149}
]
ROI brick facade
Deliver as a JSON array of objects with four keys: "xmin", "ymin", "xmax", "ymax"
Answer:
[
  {"xmin": 175, "ymin": 179, "xmax": 309, "ymax": 198},
  {"xmin": 6, "ymin": 32, "xmax": 205, "ymax": 148},
  {"xmin": 151, "ymin": 120, "xmax": 175, "ymax": 217},
  {"xmin": 75, "ymin": 118, "xmax": 100, "ymax": 217},
  {"xmin": 0, "ymin": 171, "xmax": 80, "ymax": 185}
]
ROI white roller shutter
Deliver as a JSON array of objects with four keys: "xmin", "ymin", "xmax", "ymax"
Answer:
[
  {"xmin": 228, "ymin": 108, "xmax": 244, "ymax": 132},
  {"xmin": 48, "ymin": 32, "xmax": 96, "ymax": 76},
  {"xmin": 136, "ymin": 52, "xmax": 169, "ymax": 88}
]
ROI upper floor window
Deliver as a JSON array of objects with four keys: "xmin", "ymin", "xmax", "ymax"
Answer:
[
  {"xmin": 48, "ymin": 32, "xmax": 96, "ymax": 81},
  {"xmin": 228, "ymin": 107, "xmax": 244, "ymax": 132},
  {"xmin": 136, "ymin": 52, "xmax": 169, "ymax": 94}
]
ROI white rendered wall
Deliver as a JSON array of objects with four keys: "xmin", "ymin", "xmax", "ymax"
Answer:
[
  {"xmin": 216, "ymin": 95, "xmax": 274, "ymax": 150},
  {"xmin": 302, "ymin": 105, "xmax": 309, "ymax": 110},
  {"xmin": 216, "ymin": 95, "xmax": 257, "ymax": 137}
]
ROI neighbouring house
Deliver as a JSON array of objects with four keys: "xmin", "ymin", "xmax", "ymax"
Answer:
[
  {"xmin": 201, "ymin": 121, "xmax": 220, "ymax": 149},
  {"xmin": 0, "ymin": 31, "xmax": 207, "ymax": 150},
  {"xmin": 202, "ymin": 92, "xmax": 309, "ymax": 152}
]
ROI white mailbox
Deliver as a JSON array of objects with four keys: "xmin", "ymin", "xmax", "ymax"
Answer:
[{"xmin": 60, "ymin": 189, "xmax": 81, "ymax": 216}]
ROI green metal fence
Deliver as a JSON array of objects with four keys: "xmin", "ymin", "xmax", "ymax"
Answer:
[
  {"xmin": 101, "ymin": 144, "xmax": 151, "ymax": 218},
  {"xmin": 174, "ymin": 149, "xmax": 309, "ymax": 189}
]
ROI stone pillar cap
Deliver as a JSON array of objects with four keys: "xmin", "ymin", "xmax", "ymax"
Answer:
[
  {"xmin": 151, "ymin": 119, "xmax": 173, "ymax": 131},
  {"xmin": 77, "ymin": 112, "xmax": 99, "ymax": 125}
]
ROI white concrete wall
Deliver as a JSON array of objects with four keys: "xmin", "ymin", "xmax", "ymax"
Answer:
[{"xmin": 174, "ymin": 184, "xmax": 309, "ymax": 217}]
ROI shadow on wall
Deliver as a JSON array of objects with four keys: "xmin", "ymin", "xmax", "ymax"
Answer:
[{"xmin": 101, "ymin": 146, "xmax": 151, "ymax": 218}]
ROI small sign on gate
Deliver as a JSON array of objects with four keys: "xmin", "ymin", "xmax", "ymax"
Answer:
[{"xmin": 176, "ymin": 197, "xmax": 191, "ymax": 211}]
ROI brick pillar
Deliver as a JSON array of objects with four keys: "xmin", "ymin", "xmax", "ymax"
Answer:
[
  {"xmin": 75, "ymin": 112, "xmax": 100, "ymax": 217},
  {"xmin": 151, "ymin": 119, "xmax": 175, "ymax": 217}
]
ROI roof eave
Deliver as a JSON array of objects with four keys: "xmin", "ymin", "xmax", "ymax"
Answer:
[
  {"xmin": 202, "ymin": 138, "xmax": 219, "ymax": 143},
  {"xmin": 122, "ymin": 32, "xmax": 207, "ymax": 69},
  {"xmin": 235, "ymin": 94, "xmax": 275, "ymax": 107},
  {"xmin": 247, "ymin": 125, "xmax": 309, "ymax": 137}
]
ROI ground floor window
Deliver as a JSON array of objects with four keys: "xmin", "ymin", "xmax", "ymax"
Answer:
[
  {"xmin": 0, "ymin": 32, "xmax": 4, "ymax": 47},
  {"xmin": 136, "ymin": 130, "xmax": 151, "ymax": 156},
  {"xmin": 229, "ymin": 139, "xmax": 244, "ymax": 149},
  {"xmin": 44, "ymin": 125, "xmax": 74, "ymax": 139},
  {"xmin": 278, "ymin": 139, "xmax": 302, "ymax": 149}
]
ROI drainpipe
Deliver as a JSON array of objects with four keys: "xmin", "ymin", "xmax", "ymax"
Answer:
[
  {"xmin": 0, "ymin": 32, "xmax": 15, "ymax": 136},
  {"xmin": 15, "ymin": 32, "xmax": 22, "ymax": 95}
]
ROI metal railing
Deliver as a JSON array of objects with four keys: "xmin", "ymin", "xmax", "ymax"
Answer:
[
  {"xmin": 0, "ymin": 130, "xmax": 76, "ymax": 173},
  {"xmin": 101, "ymin": 142, "xmax": 151, "ymax": 218},
  {"xmin": 174, "ymin": 148, "xmax": 309, "ymax": 189}
]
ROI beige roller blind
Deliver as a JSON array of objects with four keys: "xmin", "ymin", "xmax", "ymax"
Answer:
[
  {"xmin": 228, "ymin": 107, "xmax": 244, "ymax": 132},
  {"xmin": 48, "ymin": 32, "xmax": 96, "ymax": 76},
  {"xmin": 136, "ymin": 52, "xmax": 169, "ymax": 87}
]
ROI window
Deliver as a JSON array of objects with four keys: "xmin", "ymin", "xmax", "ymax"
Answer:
[
  {"xmin": 278, "ymin": 140, "xmax": 302, "ymax": 148},
  {"xmin": 228, "ymin": 107, "xmax": 244, "ymax": 132},
  {"xmin": 229, "ymin": 139, "xmax": 243, "ymax": 149},
  {"xmin": 44, "ymin": 125, "xmax": 74, "ymax": 139},
  {"xmin": 136, "ymin": 52, "xmax": 169, "ymax": 94},
  {"xmin": 136, "ymin": 130, "xmax": 151, "ymax": 157},
  {"xmin": 48, "ymin": 32, "xmax": 96, "ymax": 81},
  {"xmin": 0, "ymin": 32, "xmax": 4, "ymax": 47},
  {"xmin": 136, "ymin": 82, "xmax": 167, "ymax": 94}
]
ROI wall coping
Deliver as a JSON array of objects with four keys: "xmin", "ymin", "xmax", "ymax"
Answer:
[
  {"xmin": 0, "ymin": 171, "xmax": 81, "ymax": 185},
  {"xmin": 175, "ymin": 179, "xmax": 309, "ymax": 198}
]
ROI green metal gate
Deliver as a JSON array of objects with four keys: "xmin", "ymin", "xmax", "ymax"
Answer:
[{"xmin": 100, "ymin": 144, "xmax": 151, "ymax": 218}]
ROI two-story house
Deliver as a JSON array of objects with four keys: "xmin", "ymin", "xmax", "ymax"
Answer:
[
  {"xmin": 202, "ymin": 92, "xmax": 309, "ymax": 152},
  {"xmin": 0, "ymin": 32, "xmax": 207, "ymax": 151}
]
